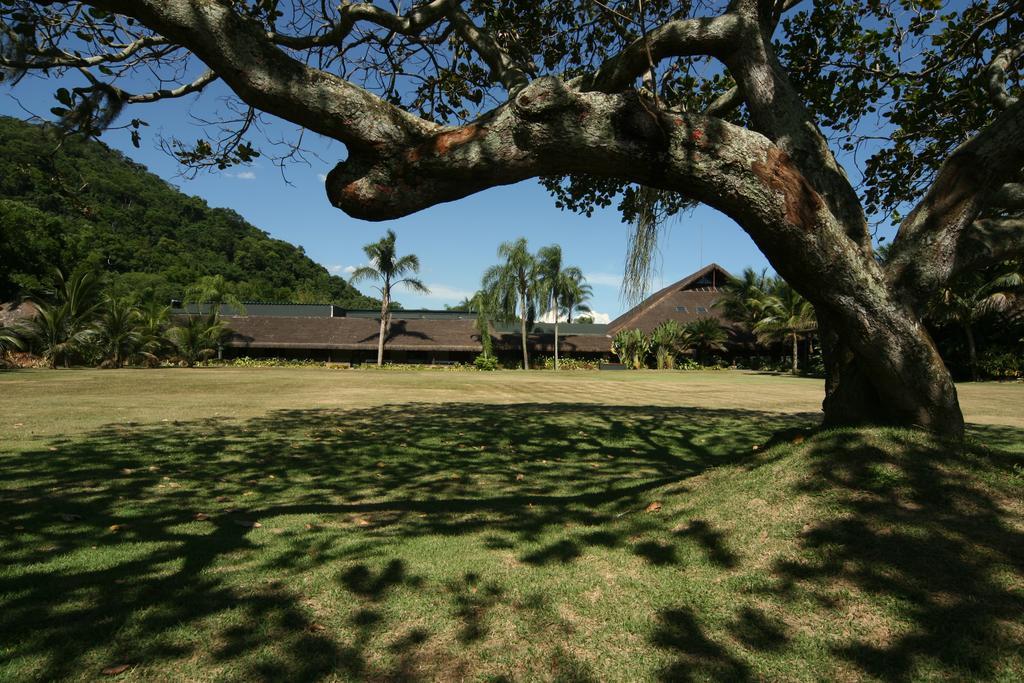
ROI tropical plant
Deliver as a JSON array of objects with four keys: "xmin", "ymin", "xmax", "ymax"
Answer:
[
  {"xmin": 930, "ymin": 267, "xmax": 1023, "ymax": 380},
  {"xmin": 184, "ymin": 274, "xmax": 247, "ymax": 315},
  {"xmin": 482, "ymin": 238, "xmax": 538, "ymax": 370},
  {"xmin": 684, "ymin": 318, "xmax": 729, "ymax": 366},
  {"xmin": 168, "ymin": 313, "xmax": 226, "ymax": 367},
  {"xmin": 612, "ymin": 328, "xmax": 651, "ymax": 370},
  {"xmin": 473, "ymin": 354, "xmax": 499, "ymax": 371},
  {"xmin": 136, "ymin": 299, "xmax": 172, "ymax": 366},
  {"xmin": 50, "ymin": 267, "xmax": 104, "ymax": 322},
  {"xmin": 92, "ymin": 296, "xmax": 143, "ymax": 368},
  {"xmin": 0, "ymin": 323, "xmax": 25, "ymax": 365},
  {"xmin": 536, "ymin": 245, "xmax": 591, "ymax": 370},
  {"xmin": 753, "ymin": 281, "xmax": 817, "ymax": 374},
  {"xmin": 651, "ymin": 320, "xmax": 688, "ymax": 370},
  {"xmin": 464, "ymin": 289, "xmax": 496, "ymax": 361},
  {"xmin": 349, "ymin": 229, "xmax": 429, "ymax": 366},
  {"xmin": 22, "ymin": 300, "xmax": 94, "ymax": 369},
  {"xmin": 22, "ymin": 268, "xmax": 104, "ymax": 369}
]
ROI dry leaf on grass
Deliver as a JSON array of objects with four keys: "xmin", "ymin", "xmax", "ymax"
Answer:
[
  {"xmin": 101, "ymin": 664, "xmax": 130, "ymax": 675},
  {"xmin": 234, "ymin": 520, "xmax": 262, "ymax": 528},
  {"xmin": 193, "ymin": 513, "xmax": 210, "ymax": 521},
  {"xmin": 108, "ymin": 524, "xmax": 129, "ymax": 533},
  {"xmin": 645, "ymin": 501, "xmax": 663, "ymax": 513},
  {"xmin": 515, "ymin": 473, "xmax": 525, "ymax": 481}
]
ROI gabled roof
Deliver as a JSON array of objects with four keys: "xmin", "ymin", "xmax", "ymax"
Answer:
[{"xmin": 607, "ymin": 263, "xmax": 732, "ymax": 333}]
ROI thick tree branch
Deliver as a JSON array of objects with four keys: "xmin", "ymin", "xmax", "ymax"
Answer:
[
  {"xmin": 986, "ymin": 38, "xmax": 1023, "ymax": 110},
  {"xmin": 581, "ymin": 14, "xmax": 741, "ymax": 93},
  {"xmin": 718, "ymin": 3, "xmax": 870, "ymax": 248},
  {"xmin": 887, "ymin": 98, "xmax": 1024, "ymax": 305},
  {"xmin": 991, "ymin": 183, "xmax": 1024, "ymax": 210},
  {"xmin": 704, "ymin": 86, "xmax": 743, "ymax": 116},
  {"xmin": 950, "ymin": 217, "xmax": 1024, "ymax": 278}
]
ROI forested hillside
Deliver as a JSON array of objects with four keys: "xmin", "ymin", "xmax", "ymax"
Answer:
[{"xmin": 0, "ymin": 117, "xmax": 377, "ymax": 307}]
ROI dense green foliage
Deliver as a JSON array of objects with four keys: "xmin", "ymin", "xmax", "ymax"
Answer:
[{"xmin": 0, "ymin": 117, "xmax": 377, "ymax": 307}]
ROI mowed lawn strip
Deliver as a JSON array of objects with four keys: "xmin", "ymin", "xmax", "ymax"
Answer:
[{"xmin": 0, "ymin": 370, "xmax": 1021, "ymax": 681}]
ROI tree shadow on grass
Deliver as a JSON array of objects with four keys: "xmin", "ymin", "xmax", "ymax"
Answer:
[
  {"xmin": 0, "ymin": 401, "xmax": 802, "ymax": 679},
  {"xmin": 755, "ymin": 425, "xmax": 1024, "ymax": 680},
  {"xmin": 3, "ymin": 403, "xmax": 1021, "ymax": 679}
]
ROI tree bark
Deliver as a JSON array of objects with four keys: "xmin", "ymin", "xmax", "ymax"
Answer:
[{"xmin": 817, "ymin": 308, "xmax": 964, "ymax": 438}]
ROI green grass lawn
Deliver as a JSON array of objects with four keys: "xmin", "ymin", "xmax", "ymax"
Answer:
[{"xmin": 1, "ymin": 369, "xmax": 1022, "ymax": 681}]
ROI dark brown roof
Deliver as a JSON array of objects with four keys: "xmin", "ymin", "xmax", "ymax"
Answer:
[
  {"xmin": 224, "ymin": 316, "xmax": 484, "ymax": 352},
  {"xmin": 494, "ymin": 332, "xmax": 612, "ymax": 354},
  {"xmin": 607, "ymin": 263, "xmax": 732, "ymax": 334}
]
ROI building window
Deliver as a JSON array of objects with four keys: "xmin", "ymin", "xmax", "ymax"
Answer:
[
  {"xmin": 674, "ymin": 306, "xmax": 688, "ymax": 313},
  {"xmin": 695, "ymin": 306, "xmax": 707, "ymax": 313}
]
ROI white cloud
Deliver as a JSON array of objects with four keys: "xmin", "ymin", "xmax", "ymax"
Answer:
[
  {"xmin": 585, "ymin": 271, "xmax": 622, "ymax": 288},
  {"xmin": 317, "ymin": 173, "xmax": 328, "ymax": 182},
  {"xmin": 326, "ymin": 264, "xmax": 345, "ymax": 274},
  {"xmin": 225, "ymin": 170, "xmax": 256, "ymax": 180},
  {"xmin": 538, "ymin": 308, "xmax": 611, "ymax": 324},
  {"xmin": 343, "ymin": 265, "xmax": 358, "ymax": 275}
]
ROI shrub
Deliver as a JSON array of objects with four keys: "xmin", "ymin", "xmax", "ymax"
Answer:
[
  {"xmin": 978, "ymin": 351, "xmax": 1023, "ymax": 380},
  {"xmin": 540, "ymin": 356, "xmax": 599, "ymax": 370},
  {"xmin": 474, "ymin": 354, "xmax": 499, "ymax": 371}
]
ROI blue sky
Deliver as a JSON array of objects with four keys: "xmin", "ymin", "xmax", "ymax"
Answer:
[{"xmin": 5, "ymin": 75, "xmax": 775, "ymax": 320}]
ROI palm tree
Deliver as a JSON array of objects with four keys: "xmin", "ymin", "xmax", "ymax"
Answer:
[
  {"xmin": 466, "ymin": 289, "xmax": 496, "ymax": 360},
  {"xmin": 482, "ymin": 238, "xmax": 538, "ymax": 370},
  {"xmin": 93, "ymin": 296, "xmax": 142, "ymax": 368},
  {"xmin": 753, "ymin": 280, "xmax": 817, "ymax": 374},
  {"xmin": 51, "ymin": 267, "xmax": 104, "ymax": 322},
  {"xmin": 184, "ymin": 274, "xmax": 246, "ymax": 315},
  {"xmin": 685, "ymin": 318, "xmax": 728, "ymax": 365},
  {"xmin": 23, "ymin": 268, "xmax": 103, "ymax": 369},
  {"xmin": 168, "ymin": 313, "xmax": 226, "ymax": 367},
  {"xmin": 536, "ymin": 245, "xmax": 591, "ymax": 370},
  {"xmin": 714, "ymin": 267, "xmax": 768, "ymax": 333},
  {"xmin": 931, "ymin": 267, "xmax": 1023, "ymax": 380},
  {"xmin": 651, "ymin": 320, "xmax": 688, "ymax": 369},
  {"xmin": 137, "ymin": 299, "xmax": 172, "ymax": 366},
  {"xmin": 349, "ymin": 229, "xmax": 429, "ymax": 366},
  {"xmin": 22, "ymin": 301, "xmax": 94, "ymax": 369},
  {"xmin": 561, "ymin": 270, "xmax": 593, "ymax": 324}
]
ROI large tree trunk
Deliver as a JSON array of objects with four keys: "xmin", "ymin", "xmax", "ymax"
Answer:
[{"xmin": 817, "ymin": 308, "xmax": 964, "ymax": 439}]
